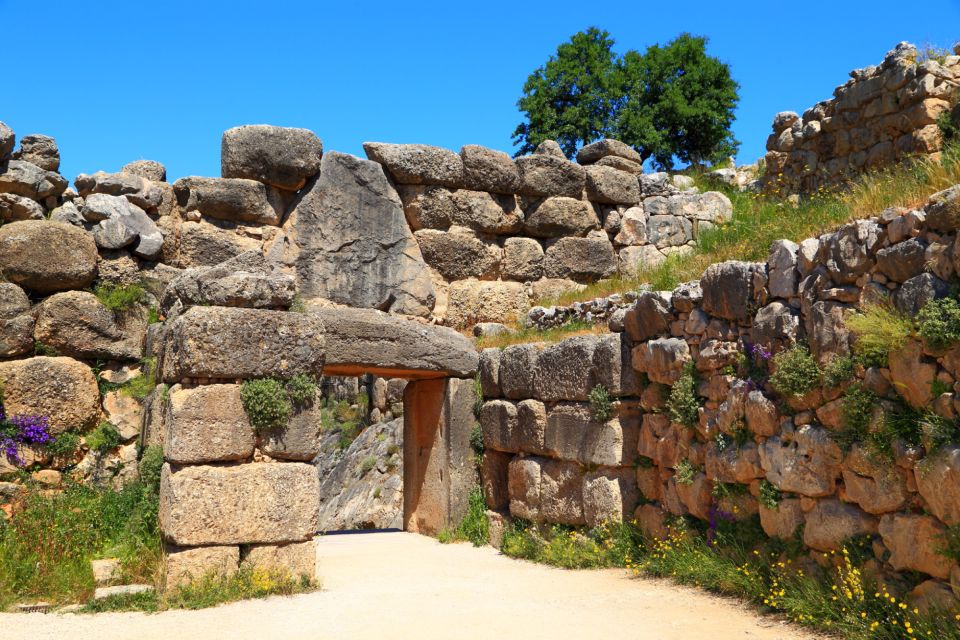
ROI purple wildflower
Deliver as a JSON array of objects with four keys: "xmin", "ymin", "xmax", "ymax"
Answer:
[{"xmin": 706, "ymin": 505, "xmax": 736, "ymax": 545}]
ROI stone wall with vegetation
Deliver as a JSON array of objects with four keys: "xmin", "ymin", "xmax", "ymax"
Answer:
[
  {"xmin": 478, "ymin": 181, "xmax": 960, "ymax": 609},
  {"xmin": 764, "ymin": 42, "xmax": 960, "ymax": 195},
  {"xmin": 367, "ymin": 139, "xmax": 732, "ymax": 326}
]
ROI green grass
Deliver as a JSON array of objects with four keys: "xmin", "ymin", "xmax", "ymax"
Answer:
[
  {"xmin": 93, "ymin": 282, "xmax": 146, "ymax": 313},
  {"xmin": 438, "ymin": 487, "xmax": 490, "ymax": 547},
  {"xmin": 500, "ymin": 516, "xmax": 960, "ymax": 640},
  {"xmin": 486, "ymin": 143, "xmax": 960, "ymax": 347},
  {"xmin": 0, "ymin": 447, "xmax": 163, "ymax": 609}
]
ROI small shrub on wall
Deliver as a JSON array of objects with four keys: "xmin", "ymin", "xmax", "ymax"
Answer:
[
  {"xmin": 769, "ymin": 344, "xmax": 821, "ymax": 398},
  {"xmin": 666, "ymin": 364, "xmax": 700, "ymax": 428},
  {"xmin": 240, "ymin": 378, "xmax": 292, "ymax": 432}
]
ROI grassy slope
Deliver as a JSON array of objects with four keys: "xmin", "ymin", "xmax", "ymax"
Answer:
[{"xmin": 484, "ymin": 144, "xmax": 960, "ymax": 348}]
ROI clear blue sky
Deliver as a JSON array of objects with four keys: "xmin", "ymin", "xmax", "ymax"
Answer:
[{"xmin": 3, "ymin": 0, "xmax": 959, "ymax": 183}]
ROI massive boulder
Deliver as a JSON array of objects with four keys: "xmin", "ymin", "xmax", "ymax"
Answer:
[
  {"xmin": 523, "ymin": 197, "xmax": 599, "ymax": 237},
  {"xmin": 74, "ymin": 171, "xmax": 164, "ymax": 211},
  {"xmin": 363, "ymin": 142, "xmax": 463, "ymax": 187},
  {"xmin": 543, "ymin": 234, "xmax": 617, "ymax": 282},
  {"xmin": 164, "ymin": 384, "xmax": 255, "ymax": 464},
  {"xmin": 177, "ymin": 220, "xmax": 261, "ymax": 268},
  {"xmin": 759, "ymin": 426, "xmax": 843, "ymax": 497},
  {"xmin": 414, "ymin": 227, "xmax": 501, "ymax": 280},
  {"xmin": 221, "ymin": 125, "xmax": 323, "ymax": 191},
  {"xmin": 0, "ymin": 221, "xmax": 98, "ymax": 293},
  {"xmin": 160, "ymin": 306, "xmax": 326, "ymax": 382},
  {"xmin": 701, "ymin": 261, "xmax": 760, "ymax": 322},
  {"xmin": 916, "ymin": 446, "xmax": 960, "ymax": 525},
  {"xmin": 0, "ymin": 282, "xmax": 34, "ymax": 358},
  {"xmin": 121, "ymin": 159, "xmax": 166, "ymax": 182},
  {"xmin": 0, "ymin": 193, "xmax": 43, "ymax": 221},
  {"xmin": 287, "ymin": 151, "xmax": 435, "ymax": 317},
  {"xmin": 803, "ymin": 499, "xmax": 878, "ymax": 552},
  {"xmin": 460, "ymin": 145, "xmax": 521, "ymax": 194},
  {"xmin": 173, "ymin": 177, "xmax": 287, "ymax": 225},
  {"xmin": 0, "ymin": 357, "xmax": 100, "ymax": 434},
  {"xmin": 445, "ymin": 280, "xmax": 529, "ymax": 327},
  {"xmin": 34, "ymin": 291, "xmax": 146, "ymax": 361},
  {"xmin": 160, "ymin": 462, "xmax": 319, "ymax": 545},
  {"xmin": 584, "ymin": 165, "xmax": 640, "ymax": 204},
  {"xmin": 12, "ymin": 134, "xmax": 59, "ymax": 171},
  {"xmin": 516, "ymin": 154, "xmax": 585, "ymax": 198},
  {"xmin": 0, "ymin": 160, "xmax": 67, "ymax": 200},
  {"xmin": 310, "ymin": 306, "xmax": 477, "ymax": 378},
  {"xmin": 576, "ymin": 139, "xmax": 642, "ymax": 165},
  {"xmin": 879, "ymin": 513, "xmax": 956, "ymax": 579},
  {"xmin": 81, "ymin": 193, "xmax": 164, "ymax": 259}
]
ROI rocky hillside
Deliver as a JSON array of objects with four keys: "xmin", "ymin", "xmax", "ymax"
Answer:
[{"xmin": 316, "ymin": 418, "xmax": 403, "ymax": 531}]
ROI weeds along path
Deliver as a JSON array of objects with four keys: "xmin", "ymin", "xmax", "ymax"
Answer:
[{"xmin": 2, "ymin": 532, "xmax": 821, "ymax": 640}]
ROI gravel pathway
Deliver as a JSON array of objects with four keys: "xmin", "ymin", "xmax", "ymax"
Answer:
[{"xmin": 2, "ymin": 531, "xmax": 821, "ymax": 640}]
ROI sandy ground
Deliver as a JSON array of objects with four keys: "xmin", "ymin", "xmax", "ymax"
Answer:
[{"xmin": 2, "ymin": 531, "xmax": 822, "ymax": 640}]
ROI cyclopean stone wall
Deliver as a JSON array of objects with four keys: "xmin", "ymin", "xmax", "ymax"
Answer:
[
  {"xmin": 764, "ymin": 42, "xmax": 960, "ymax": 195},
  {"xmin": 478, "ymin": 182, "xmax": 960, "ymax": 609},
  {"xmin": 364, "ymin": 139, "xmax": 732, "ymax": 325}
]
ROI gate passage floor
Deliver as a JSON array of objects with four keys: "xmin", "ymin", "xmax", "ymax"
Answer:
[{"xmin": 6, "ymin": 531, "xmax": 819, "ymax": 640}]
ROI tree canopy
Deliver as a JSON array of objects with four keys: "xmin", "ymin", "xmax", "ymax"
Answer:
[{"xmin": 512, "ymin": 29, "xmax": 740, "ymax": 170}]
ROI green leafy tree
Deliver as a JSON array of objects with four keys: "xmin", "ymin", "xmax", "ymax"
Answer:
[
  {"xmin": 511, "ymin": 27, "xmax": 620, "ymax": 158},
  {"xmin": 513, "ymin": 30, "xmax": 740, "ymax": 170}
]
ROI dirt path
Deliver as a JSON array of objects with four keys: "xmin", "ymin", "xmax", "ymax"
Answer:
[{"xmin": 3, "ymin": 531, "xmax": 821, "ymax": 640}]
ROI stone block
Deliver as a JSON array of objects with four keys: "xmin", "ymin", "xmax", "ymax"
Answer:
[
  {"xmin": 479, "ymin": 400, "xmax": 519, "ymax": 453},
  {"xmin": 499, "ymin": 343, "xmax": 541, "ymax": 400},
  {"xmin": 221, "ymin": 125, "xmax": 323, "ymax": 191},
  {"xmin": 481, "ymin": 450, "xmax": 512, "ymax": 511},
  {"xmin": 803, "ymin": 499, "xmax": 878, "ymax": 552},
  {"xmin": 0, "ymin": 220, "xmax": 97, "ymax": 293},
  {"xmin": 0, "ymin": 356, "xmax": 100, "ymax": 434},
  {"xmin": 879, "ymin": 513, "xmax": 956, "ymax": 579},
  {"xmin": 165, "ymin": 545, "xmax": 239, "ymax": 588},
  {"xmin": 242, "ymin": 540, "xmax": 317, "ymax": 580},
  {"xmin": 160, "ymin": 306, "xmax": 326, "ymax": 382},
  {"xmin": 445, "ymin": 279, "xmax": 530, "ymax": 328},
  {"xmin": 363, "ymin": 142, "xmax": 464, "ymax": 187},
  {"xmin": 160, "ymin": 462, "xmax": 320, "ymax": 546},
  {"xmin": 583, "ymin": 468, "xmax": 638, "ymax": 526}
]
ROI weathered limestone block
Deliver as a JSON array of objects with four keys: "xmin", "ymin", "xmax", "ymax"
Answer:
[
  {"xmin": 894, "ymin": 273, "xmax": 949, "ymax": 317},
  {"xmin": 480, "ymin": 400, "xmax": 519, "ymax": 453},
  {"xmin": 122, "ymin": 159, "xmax": 166, "ymax": 182},
  {"xmin": 363, "ymin": 142, "xmax": 464, "ymax": 187},
  {"xmin": 759, "ymin": 426, "xmax": 842, "ymax": 497},
  {"xmin": 502, "ymin": 237, "xmax": 544, "ymax": 281},
  {"xmin": 543, "ymin": 233, "xmax": 617, "ymax": 282},
  {"xmin": 460, "ymin": 145, "xmax": 521, "ymax": 194},
  {"xmin": 876, "ymin": 238, "xmax": 927, "ymax": 283},
  {"xmin": 445, "ymin": 280, "xmax": 529, "ymax": 327},
  {"xmin": 675, "ymin": 472, "xmax": 713, "ymax": 520},
  {"xmin": 102, "ymin": 390, "xmax": 143, "ymax": 441},
  {"xmin": 160, "ymin": 462, "xmax": 320, "ymax": 546},
  {"xmin": 178, "ymin": 220, "xmax": 261, "ymax": 268},
  {"xmin": 0, "ymin": 160, "xmax": 67, "ymax": 200},
  {"xmin": 925, "ymin": 184, "xmax": 960, "ymax": 232},
  {"xmin": 0, "ymin": 357, "xmax": 99, "ymax": 434},
  {"xmin": 543, "ymin": 403, "xmax": 636, "ymax": 467},
  {"xmin": 705, "ymin": 443, "xmax": 765, "ymax": 484},
  {"xmin": 767, "ymin": 240, "xmax": 799, "ymax": 299},
  {"xmin": 804, "ymin": 300, "xmax": 852, "ymax": 365},
  {"xmin": 165, "ymin": 545, "xmax": 239, "ymax": 588},
  {"xmin": 888, "ymin": 340, "xmax": 937, "ymax": 408},
  {"xmin": 540, "ymin": 459, "xmax": 585, "ymax": 525},
  {"xmin": 288, "ymin": 151, "xmax": 436, "ymax": 317},
  {"xmin": 516, "ymin": 154, "xmax": 585, "ymax": 198},
  {"xmin": 0, "ymin": 282, "xmax": 34, "ymax": 358},
  {"xmin": 879, "ymin": 513, "xmax": 956, "ymax": 579},
  {"xmin": 83, "ymin": 193, "xmax": 163, "ymax": 259},
  {"xmin": 34, "ymin": 291, "xmax": 145, "ymax": 361},
  {"xmin": 450, "ymin": 190, "xmax": 521, "ymax": 234},
  {"xmin": 577, "ymin": 139, "xmax": 642, "ymax": 164},
  {"xmin": 842, "ymin": 444, "xmax": 909, "ymax": 514},
  {"xmin": 758, "ymin": 499, "xmax": 804, "ymax": 540},
  {"xmin": 221, "ymin": 125, "xmax": 323, "ymax": 191},
  {"xmin": 160, "ymin": 251, "xmax": 295, "ymax": 317},
  {"xmin": 75, "ymin": 170, "xmax": 164, "ymax": 211},
  {"xmin": 517, "ymin": 399, "xmax": 547, "ymax": 455},
  {"xmin": 632, "ymin": 337, "xmax": 691, "ymax": 385},
  {"xmin": 745, "ymin": 390, "xmax": 780, "ymax": 437},
  {"xmin": 522, "ymin": 197, "xmax": 598, "ymax": 238},
  {"xmin": 311, "ymin": 306, "xmax": 476, "ymax": 378},
  {"xmin": 173, "ymin": 177, "xmax": 286, "ymax": 225},
  {"xmin": 619, "ymin": 245, "xmax": 665, "ymax": 276},
  {"xmin": 396, "ymin": 185, "xmax": 455, "ymax": 230},
  {"xmin": 530, "ymin": 336, "xmax": 598, "ymax": 401},
  {"xmin": 751, "ymin": 301, "xmax": 801, "ymax": 352},
  {"xmin": 0, "ymin": 220, "xmax": 97, "ymax": 293},
  {"xmin": 164, "ymin": 384, "xmax": 255, "ymax": 464},
  {"xmin": 614, "ymin": 205, "xmax": 647, "ymax": 246},
  {"xmin": 823, "ymin": 220, "xmax": 883, "ymax": 284},
  {"xmin": 414, "ymin": 227, "xmax": 501, "ymax": 280},
  {"xmin": 508, "ymin": 456, "xmax": 543, "ymax": 521},
  {"xmin": 916, "ymin": 446, "xmax": 960, "ymax": 525},
  {"xmin": 623, "ymin": 291, "xmax": 672, "ymax": 343},
  {"xmin": 908, "ymin": 579, "xmax": 958, "ymax": 614},
  {"xmin": 160, "ymin": 306, "xmax": 326, "ymax": 382},
  {"xmin": 0, "ymin": 192, "xmax": 43, "ymax": 221},
  {"xmin": 584, "ymin": 165, "xmax": 640, "ymax": 204},
  {"xmin": 701, "ymin": 261, "xmax": 760, "ymax": 321},
  {"xmin": 499, "ymin": 343, "xmax": 541, "ymax": 399},
  {"xmin": 597, "ymin": 155, "xmax": 643, "ymax": 174},
  {"xmin": 241, "ymin": 540, "xmax": 317, "ymax": 580},
  {"xmin": 803, "ymin": 499, "xmax": 878, "ymax": 552},
  {"xmin": 478, "ymin": 348, "xmax": 502, "ymax": 398},
  {"xmin": 583, "ymin": 468, "xmax": 637, "ymax": 526},
  {"xmin": 646, "ymin": 214, "xmax": 692, "ymax": 248}
]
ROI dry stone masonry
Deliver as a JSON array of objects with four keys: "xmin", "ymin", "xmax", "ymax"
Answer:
[
  {"xmin": 479, "ymin": 183, "xmax": 960, "ymax": 609},
  {"xmin": 764, "ymin": 42, "xmax": 960, "ymax": 195}
]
